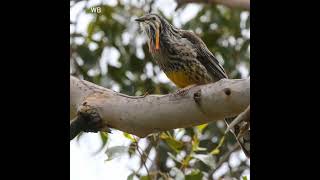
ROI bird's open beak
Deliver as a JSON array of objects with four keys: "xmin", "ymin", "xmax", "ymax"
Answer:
[{"xmin": 135, "ymin": 17, "xmax": 146, "ymax": 22}]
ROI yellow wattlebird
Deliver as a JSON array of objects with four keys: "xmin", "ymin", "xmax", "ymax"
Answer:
[{"xmin": 135, "ymin": 13, "xmax": 249, "ymax": 157}]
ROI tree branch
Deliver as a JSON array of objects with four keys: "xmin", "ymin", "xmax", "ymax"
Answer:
[
  {"xmin": 225, "ymin": 105, "xmax": 250, "ymax": 134},
  {"xmin": 70, "ymin": 76, "xmax": 250, "ymax": 139},
  {"xmin": 225, "ymin": 105, "xmax": 250, "ymax": 157},
  {"xmin": 176, "ymin": 0, "xmax": 250, "ymax": 11},
  {"xmin": 227, "ymin": 105, "xmax": 250, "ymax": 157}
]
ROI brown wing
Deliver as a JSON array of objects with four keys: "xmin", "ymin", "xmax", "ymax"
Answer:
[{"xmin": 181, "ymin": 30, "xmax": 228, "ymax": 80}]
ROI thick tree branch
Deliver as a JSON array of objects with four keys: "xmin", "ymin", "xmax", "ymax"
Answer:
[
  {"xmin": 176, "ymin": 0, "xmax": 250, "ymax": 10},
  {"xmin": 70, "ymin": 76, "xmax": 250, "ymax": 139}
]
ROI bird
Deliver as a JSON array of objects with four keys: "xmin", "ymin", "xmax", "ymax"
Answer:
[
  {"xmin": 135, "ymin": 13, "xmax": 250, "ymax": 157},
  {"xmin": 135, "ymin": 13, "xmax": 228, "ymax": 89}
]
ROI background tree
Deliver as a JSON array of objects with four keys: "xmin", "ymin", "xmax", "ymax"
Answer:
[{"xmin": 70, "ymin": 0, "xmax": 250, "ymax": 179}]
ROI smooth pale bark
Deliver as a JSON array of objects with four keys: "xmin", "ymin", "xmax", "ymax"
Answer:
[{"xmin": 70, "ymin": 76, "xmax": 250, "ymax": 138}]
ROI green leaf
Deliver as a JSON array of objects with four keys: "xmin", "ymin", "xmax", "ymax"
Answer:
[
  {"xmin": 242, "ymin": 176, "xmax": 248, "ymax": 180},
  {"xmin": 181, "ymin": 155, "xmax": 192, "ymax": 167},
  {"xmin": 193, "ymin": 154, "xmax": 216, "ymax": 169},
  {"xmin": 192, "ymin": 134, "xmax": 199, "ymax": 151},
  {"xmin": 100, "ymin": 131, "xmax": 108, "ymax": 145},
  {"xmin": 166, "ymin": 139, "xmax": 184, "ymax": 152},
  {"xmin": 185, "ymin": 169, "xmax": 203, "ymax": 180},
  {"xmin": 192, "ymin": 134, "xmax": 206, "ymax": 152},
  {"xmin": 211, "ymin": 149, "xmax": 220, "ymax": 155},
  {"xmin": 140, "ymin": 175, "xmax": 150, "ymax": 180},
  {"xmin": 87, "ymin": 21, "xmax": 96, "ymax": 42},
  {"xmin": 127, "ymin": 173, "xmax": 135, "ymax": 180},
  {"xmin": 210, "ymin": 136, "xmax": 225, "ymax": 155},
  {"xmin": 196, "ymin": 123, "xmax": 208, "ymax": 134},
  {"xmin": 123, "ymin": 132, "xmax": 137, "ymax": 142},
  {"xmin": 194, "ymin": 147, "xmax": 207, "ymax": 152},
  {"xmin": 105, "ymin": 146, "xmax": 128, "ymax": 161},
  {"xmin": 92, "ymin": 131, "xmax": 109, "ymax": 154},
  {"xmin": 160, "ymin": 133, "xmax": 184, "ymax": 152}
]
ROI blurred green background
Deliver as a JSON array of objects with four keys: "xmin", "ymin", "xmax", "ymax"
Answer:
[{"xmin": 70, "ymin": 0, "xmax": 250, "ymax": 179}]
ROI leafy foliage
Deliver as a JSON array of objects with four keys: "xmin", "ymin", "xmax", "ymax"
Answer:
[{"xmin": 70, "ymin": 0, "xmax": 250, "ymax": 179}]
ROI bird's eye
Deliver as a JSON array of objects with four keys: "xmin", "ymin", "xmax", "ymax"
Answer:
[{"xmin": 151, "ymin": 17, "xmax": 156, "ymax": 21}]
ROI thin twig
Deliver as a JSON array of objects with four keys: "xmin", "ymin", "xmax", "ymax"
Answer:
[
  {"xmin": 134, "ymin": 137, "xmax": 151, "ymax": 179},
  {"xmin": 208, "ymin": 143, "xmax": 240, "ymax": 180},
  {"xmin": 225, "ymin": 105, "xmax": 250, "ymax": 134}
]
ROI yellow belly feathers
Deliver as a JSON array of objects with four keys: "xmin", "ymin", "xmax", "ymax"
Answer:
[{"xmin": 166, "ymin": 71, "xmax": 196, "ymax": 88}]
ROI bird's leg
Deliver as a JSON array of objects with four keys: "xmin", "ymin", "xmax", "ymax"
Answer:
[{"xmin": 175, "ymin": 84, "xmax": 197, "ymax": 96}]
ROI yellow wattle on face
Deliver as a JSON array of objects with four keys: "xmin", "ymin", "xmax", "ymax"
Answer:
[
  {"xmin": 148, "ymin": 28, "xmax": 160, "ymax": 53},
  {"xmin": 155, "ymin": 27, "xmax": 160, "ymax": 50}
]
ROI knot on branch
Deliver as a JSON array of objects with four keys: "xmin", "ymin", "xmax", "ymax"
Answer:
[
  {"xmin": 224, "ymin": 88, "xmax": 231, "ymax": 96},
  {"xmin": 193, "ymin": 89, "xmax": 202, "ymax": 106},
  {"xmin": 78, "ymin": 103, "xmax": 103, "ymax": 133},
  {"xmin": 70, "ymin": 102, "xmax": 111, "ymax": 140}
]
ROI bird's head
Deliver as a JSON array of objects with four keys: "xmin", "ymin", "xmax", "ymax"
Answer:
[{"xmin": 135, "ymin": 13, "xmax": 165, "ymax": 53}]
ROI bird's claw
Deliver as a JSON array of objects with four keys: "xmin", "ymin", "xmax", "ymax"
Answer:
[{"xmin": 175, "ymin": 84, "xmax": 197, "ymax": 96}]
